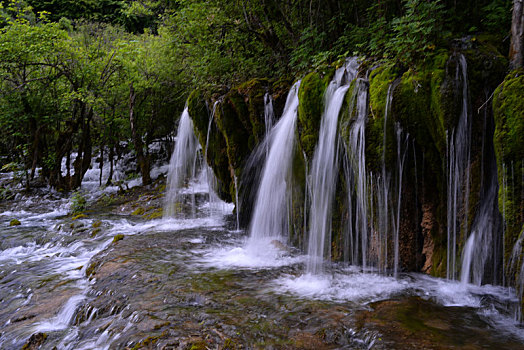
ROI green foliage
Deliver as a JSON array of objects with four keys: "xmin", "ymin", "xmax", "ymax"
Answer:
[
  {"xmin": 386, "ymin": 0, "xmax": 445, "ymax": 66},
  {"xmin": 70, "ymin": 190, "xmax": 87, "ymax": 214},
  {"xmin": 493, "ymin": 69, "xmax": 524, "ymax": 267},
  {"xmin": 290, "ymin": 26, "xmax": 329, "ymax": 72}
]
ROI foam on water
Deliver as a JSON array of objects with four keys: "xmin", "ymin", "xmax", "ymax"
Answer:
[
  {"xmin": 275, "ymin": 270, "xmax": 407, "ymax": 303},
  {"xmin": 107, "ymin": 216, "xmax": 228, "ymax": 237},
  {"xmin": 35, "ymin": 294, "xmax": 86, "ymax": 332},
  {"xmin": 201, "ymin": 237, "xmax": 305, "ymax": 269}
]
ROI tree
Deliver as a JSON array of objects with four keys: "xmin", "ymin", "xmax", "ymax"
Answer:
[{"xmin": 510, "ymin": 0, "xmax": 524, "ymax": 69}]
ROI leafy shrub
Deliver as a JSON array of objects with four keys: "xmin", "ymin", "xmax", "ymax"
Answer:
[
  {"xmin": 386, "ymin": 0, "xmax": 445, "ymax": 66},
  {"xmin": 70, "ymin": 190, "xmax": 87, "ymax": 214}
]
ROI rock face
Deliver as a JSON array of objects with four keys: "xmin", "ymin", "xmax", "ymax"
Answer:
[
  {"xmin": 493, "ymin": 68, "xmax": 524, "ymax": 312},
  {"xmin": 183, "ymin": 37, "xmax": 520, "ymax": 301}
]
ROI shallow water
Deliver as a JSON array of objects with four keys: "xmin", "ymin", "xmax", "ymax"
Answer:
[{"xmin": 0, "ymin": 190, "xmax": 523, "ymax": 349}]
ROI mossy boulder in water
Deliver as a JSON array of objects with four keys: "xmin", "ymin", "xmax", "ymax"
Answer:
[
  {"xmin": 187, "ymin": 89, "xmax": 232, "ymax": 202},
  {"xmin": 493, "ymin": 69, "xmax": 524, "ymax": 287},
  {"xmin": 9, "ymin": 219, "xmax": 21, "ymax": 226}
]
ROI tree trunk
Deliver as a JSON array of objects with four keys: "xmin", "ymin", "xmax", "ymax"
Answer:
[
  {"xmin": 106, "ymin": 144, "xmax": 114, "ymax": 186},
  {"xmin": 129, "ymin": 83, "xmax": 151, "ymax": 186},
  {"xmin": 510, "ymin": 0, "xmax": 524, "ymax": 70},
  {"xmin": 72, "ymin": 106, "xmax": 93, "ymax": 189},
  {"xmin": 99, "ymin": 144, "xmax": 104, "ymax": 186}
]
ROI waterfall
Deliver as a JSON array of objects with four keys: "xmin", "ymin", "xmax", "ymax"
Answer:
[
  {"xmin": 460, "ymin": 91, "xmax": 500, "ymax": 286},
  {"xmin": 344, "ymin": 78, "xmax": 370, "ymax": 271},
  {"xmin": 163, "ymin": 107, "xmax": 200, "ymax": 218},
  {"xmin": 378, "ymin": 83, "xmax": 395, "ymax": 273},
  {"xmin": 248, "ymin": 81, "xmax": 301, "ymax": 244},
  {"xmin": 264, "ymin": 93, "xmax": 275, "ymax": 157},
  {"xmin": 204, "ymin": 102, "xmax": 223, "ymax": 216},
  {"xmin": 306, "ymin": 58, "xmax": 359, "ymax": 274},
  {"xmin": 447, "ymin": 54, "xmax": 471, "ymax": 280},
  {"xmin": 393, "ymin": 124, "xmax": 409, "ymax": 278}
]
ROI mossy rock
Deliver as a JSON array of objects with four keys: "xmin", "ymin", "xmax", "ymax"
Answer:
[
  {"xmin": 113, "ymin": 234, "xmax": 124, "ymax": 243},
  {"xmin": 91, "ymin": 228, "xmax": 101, "ymax": 238},
  {"xmin": 92, "ymin": 220, "xmax": 102, "ymax": 228},
  {"xmin": 297, "ymin": 70, "xmax": 333, "ymax": 159},
  {"xmin": 236, "ymin": 78, "xmax": 269, "ymax": 145},
  {"xmin": 21, "ymin": 332, "xmax": 48, "ymax": 350},
  {"xmin": 144, "ymin": 208, "xmax": 163, "ymax": 220},
  {"xmin": 367, "ymin": 64, "xmax": 399, "ymax": 173},
  {"xmin": 493, "ymin": 69, "xmax": 524, "ymax": 276},
  {"xmin": 131, "ymin": 207, "xmax": 145, "ymax": 216},
  {"xmin": 9, "ymin": 219, "xmax": 21, "ymax": 226},
  {"xmin": 215, "ymin": 89, "xmax": 253, "ymax": 202},
  {"xmin": 271, "ymin": 77, "xmax": 293, "ymax": 118},
  {"xmin": 72, "ymin": 213, "xmax": 87, "ymax": 221},
  {"xmin": 187, "ymin": 89, "xmax": 232, "ymax": 202}
]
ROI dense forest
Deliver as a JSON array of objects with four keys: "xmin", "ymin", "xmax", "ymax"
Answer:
[{"xmin": 0, "ymin": 0, "xmax": 517, "ymax": 192}]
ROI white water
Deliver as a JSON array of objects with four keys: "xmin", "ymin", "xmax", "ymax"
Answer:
[
  {"xmin": 447, "ymin": 54, "xmax": 471, "ymax": 280},
  {"xmin": 248, "ymin": 81, "xmax": 301, "ymax": 245},
  {"xmin": 393, "ymin": 124, "xmax": 409, "ymax": 277},
  {"xmin": 345, "ymin": 77, "xmax": 370, "ymax": 270},
  {"xmin": 307, "ymin": 58, "xmax": 359, "ymax": 274},
  {"xmin": 164, "ymin": 107, "xmax": 200, "ymax": 218},
  {"xmin": 264, "ymin": 92, "xmax": 275, "ymax": 156}
]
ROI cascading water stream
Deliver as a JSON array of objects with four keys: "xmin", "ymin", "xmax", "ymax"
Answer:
[
  {"xmin": 264, "ymin": 93, "xmax": 275, "ymax": 157},
  {"xmin": 345, "ymin": 78, "xmax": 370, "ymax": 271},
  {"xmin": 247, "ymin": 81, "xmax": 301, "ymax": 246},
  {"xmin": 460, "ymin": 92, "xmax": 500, "ymax": 286},
  {"xmin": 163, "ymin": 107, "xmax": 200, "ymax": 219},
  {"xmin": 447, "ymin": 53, "xmax": 471, "ymax": 280},
  {"xmin": 204, "ymin": 102, "xmax": 222, "ymax": 216},
  {"xmin": 393, "ymin": 124, "xmax": 409, "ymax": 278},
  {"xmin": 306, "ymin": 58, "xmax": 359, "ymax": 274}
]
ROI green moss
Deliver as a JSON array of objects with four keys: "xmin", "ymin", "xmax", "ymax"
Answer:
[
  {"xmin": 493, "ymin": 69, "xmax": 524, "ymax": 276},
  {"xmin": 9, "ymin": 219, "xmax": 20, "ymax": 226},
  {"xmin": 85, "ymin": 261, "xmax": 97, "ymax": 277},
  {"xmin": 113, "ymin": 234, "xmax": 124, "ymax": 243},
  {"xmin": 237, "ymin": 78, "xmax": 268, "ymax": 144},
  {"xmin": 215, "ymin": 89, "xmax": 253, "ymax": 201},
  {"xmin": 131, "ymin": 335, "xmax": 161, "ymax": 350},
  {"xmin": 297, "ymin": 72, "xmax": 328, "ymax": 159},
  {"xmin": 91, "ymin": 228, "xmax": 101, "ymax": 237},
  {"xmin": 189, "ymin": 341, "xmax": 208, "ymax": 350},
  {"xmin": 131, "ymin": 207, "xmax": 145, "ymax": 216},
  {"xmin": 367, "ymin": 64, "xmax": 398, "ymax": 173},
  {"xmin": 144, "ymin": 208, "xmax": 163, "ymax": 220},
  {"xmin": 92, "ymin": 220, "xmax": 102, "ymax": 228},
  {"xmin": 72, "ymin": 213, "xmax": 87, "ymax": 221}
]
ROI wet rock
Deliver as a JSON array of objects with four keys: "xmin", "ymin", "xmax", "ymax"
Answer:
[
  {"xmin": 113, "ymin": 234, "xmax": 124, "ymax": 243},
  {"xmin": 21, "ymin": 332, "xmax": 48, "ymax": 350},
  {"xmin": 9, "ymin": 219, "xmax": 21, "ymax": 226}
]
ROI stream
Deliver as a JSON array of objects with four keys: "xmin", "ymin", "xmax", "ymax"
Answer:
[{"xmin": 0, "ymin": 179, "xmax": 523, "ymax": 349}]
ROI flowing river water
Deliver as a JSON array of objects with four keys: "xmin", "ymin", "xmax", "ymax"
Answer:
[{"xmin": 0, "ymin": 173, "xmax": 523, "ymax": 349}]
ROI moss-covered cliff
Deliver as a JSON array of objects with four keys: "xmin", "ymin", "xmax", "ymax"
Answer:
[{"xmin": 493, "ymin": 69, "xmax": 524, "ymax": 301}]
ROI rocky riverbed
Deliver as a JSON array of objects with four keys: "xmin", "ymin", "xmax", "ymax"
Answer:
[{"xmin": 1, "ymin": 181, "xmax": 523, "ymax": 349}]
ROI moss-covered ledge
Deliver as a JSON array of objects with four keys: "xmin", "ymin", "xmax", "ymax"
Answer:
[
  {"xmin": 493, "ymin": 69, "xmax": 524, "ymax": 284},
  {"xmin": 297, "ymin": 68, "xmax": 335, "ymax": 160}
]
